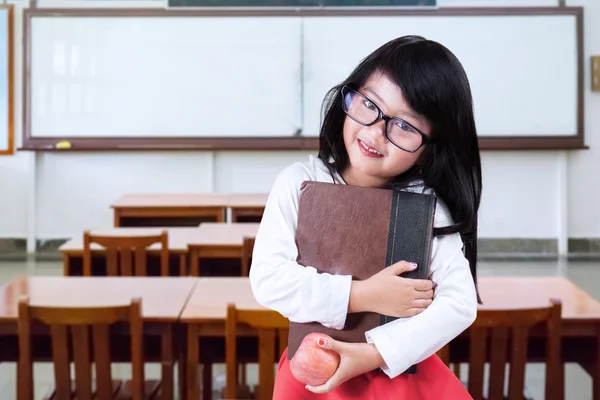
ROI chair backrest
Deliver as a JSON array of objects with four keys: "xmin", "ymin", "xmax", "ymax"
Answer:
[
  {"xmin": 17, "ymin": 296, "xmax": 145, "ymax": 400},
  {"xmin": 241, "ymin": 236, "xmax": 255, "ymax": 276},
  {"xmin": 468, "ymin": 298, "xmax": 562, "ymax": 400},
  {"xmin": 82, "ymin": 230, "xmax": 169, "ymax": 276},
  {"xmin": 225, "ymin": 303, "xmax": 289, "ymax": 400}
]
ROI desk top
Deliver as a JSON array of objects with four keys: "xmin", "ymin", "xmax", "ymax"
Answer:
[
  {"xmin": 226, "ymin": 193, "xmax": 269, "ymax": 208},
  {"xmin": 1, "ymin": 276, "xmax": 597, "ymax": 326},
  {"xmin": 194, "ymin": 223, "xmax": 260, "ymax": 247},
  {"xmin": 111, "ymin": 193, "xmax": 268, "ymax": 209},
  {"xmin": 59, "ymin": 227, "xmax": 201, "ymax": 253},
  {"xmin": 0, "ymin": 276, "xmax": 198, "ymax": 323},
  {"xmin": 478, "ymin": 276, "xmax": 600, "ymax": 320},
  {"xmin": 58, "ymin": 223, "xmax": 260, "ymax": 254},
  {"xmin": 180, "ymin": 277, "xmax": 264, "ymax": 323},
  {"xmin": 179, "ymin": 276, "xmax": 600, "ymax": 323}
]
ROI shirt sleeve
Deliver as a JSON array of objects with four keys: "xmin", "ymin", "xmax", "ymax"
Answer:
[
  {"xmin": 249, "ymin": 164, "xmax": 353, "ymax": 330},
  {"xmin": 364, "ymin": 200, "xmax": 478, "ymax": 379}
]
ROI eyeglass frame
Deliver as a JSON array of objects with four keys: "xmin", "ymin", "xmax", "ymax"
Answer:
[{"xmin": 340, "ymin": 85, "xmax": 434, "ymax": 153}]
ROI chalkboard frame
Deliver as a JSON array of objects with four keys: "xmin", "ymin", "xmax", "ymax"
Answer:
[
  {"xmin": 167, "ymin": 0, "xmax": 437, "ymax": 6},
  {"xmin": 0, "ymin": 4, "xmax": 13, "ymax": 156},
  {"xmin": 19, "ymin": 6, "xmax": 586, "ymax": 152}
]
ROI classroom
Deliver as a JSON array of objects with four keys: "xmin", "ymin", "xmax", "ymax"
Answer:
[{"xmin": 0, "ymin": 0, "xmax": 598, "ymax": 398}]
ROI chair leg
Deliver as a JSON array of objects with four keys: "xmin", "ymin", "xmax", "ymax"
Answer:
[
  {"xmin": 240, "ymin": 363, "xmax": 247, "ymax": 385},
  {"xmin": 202, "ymin": 363, "xmax": 212, "ymax": 400},
  {"xmin": 452, "ymin": 362, "xmax": 461, "ymax": 378}
]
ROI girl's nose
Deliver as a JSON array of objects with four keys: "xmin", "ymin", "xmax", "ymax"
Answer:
[{"xmin": 365, "ymin": 119, "xmax": 387, "ymax": 142}]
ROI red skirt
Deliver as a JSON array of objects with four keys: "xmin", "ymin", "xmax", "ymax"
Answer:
[{"xmin": 273, "ymin": 348, "xmax": 472, "ymax": 400}]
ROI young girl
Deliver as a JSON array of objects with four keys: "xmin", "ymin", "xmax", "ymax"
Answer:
[{"xmin": 250, "ymin": 35, "xmax": 481, "ymax": 399}]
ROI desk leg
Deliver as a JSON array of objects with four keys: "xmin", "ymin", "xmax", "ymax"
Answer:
[
  {"xmin": 114, "ymin": 210, "xmax": 122, "ymax": 227},
  {"xmin": 203, "ymin": 364, "xmax": 212, "ymax": 400},
  {"xmin": 178, "ymin": 325, "xmax": 188, "ymax": 400},
  {"xmin": 180, "ymin": 255, "xmax": 187, "ymax": 276},
  {"xmin": 187, "ymin": 325, "xmax": 200, "ymax": 400},
  {"xmin": 161, "ymin": 325, "xmax": 174, "ymax": 400},
  {"xmin": 595, "ymin": 328, "xmax": 600, "ymax": 400},
  {"xmin": 62, "ymin": 254, "xmax": 71, "ymax": 276},
  {"xmin": 190, "ymin": 249, "xmax": 200, "ymax": 276}
]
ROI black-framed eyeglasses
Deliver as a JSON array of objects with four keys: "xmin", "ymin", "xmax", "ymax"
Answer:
[{"xmin": 340, "ymin": 85, "xmax": 433, "ymax": 153}]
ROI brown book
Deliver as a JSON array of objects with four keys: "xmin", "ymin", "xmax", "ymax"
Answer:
[{"xmin": 288, "ymin": 181, "xmax": 436, "ymax": 374}]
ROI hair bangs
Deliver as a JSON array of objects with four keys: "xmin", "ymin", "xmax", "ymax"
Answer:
[{"xmin": 363, "ymin": 38, "xmax": 467, "ymax": 139}]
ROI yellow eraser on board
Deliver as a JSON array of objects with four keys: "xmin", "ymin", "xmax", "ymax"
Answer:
[{"xmin": 55, "ymin": 141, "xmax": 71, "ymax": 149}]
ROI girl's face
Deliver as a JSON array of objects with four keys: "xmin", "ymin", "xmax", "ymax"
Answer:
[{"xmin": 341, "ymin": 71, "xmax": 431, "ymax": 188}]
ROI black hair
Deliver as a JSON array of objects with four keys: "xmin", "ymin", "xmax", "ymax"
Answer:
[{"xmin": 318, "ymin": 35, "xmax": 482, "ymax": 304}]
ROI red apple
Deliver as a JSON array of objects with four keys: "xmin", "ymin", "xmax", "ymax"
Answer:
[{"xmin": 289, "ymin": 333, "xmax": 340, "ymax": 386}]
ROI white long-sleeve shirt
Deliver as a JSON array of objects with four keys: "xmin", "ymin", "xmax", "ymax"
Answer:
[{"xmin": 249, "ymin": 155, "xmax": 477, "ymax": 378}]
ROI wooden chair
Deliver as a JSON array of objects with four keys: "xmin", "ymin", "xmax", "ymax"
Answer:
[
  {"xmin": 17, "ymin": 296, "xmax": 161, "ymax": 400},
  {"xmin": 225, "ymin": 304, "xmax": 289, "ymax": 400},
  {"xmin": 466, "ymin": 298, "xmax": 563, "ymax": 400},
  {"xmin": 437, "ymin": 343, "xmax": 462, "ymax": 377},
  {"xmin": 241, "ymin": 236, "xmax": 255, "ymax": 276},
  {"xmin": 83, "ymin": 230, "xmax": 169, "ymax": 276}
]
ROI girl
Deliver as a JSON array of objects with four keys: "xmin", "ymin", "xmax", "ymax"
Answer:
[{"xmin": 250, "ymin": 35, "xmax": 481, "ymax": 399}]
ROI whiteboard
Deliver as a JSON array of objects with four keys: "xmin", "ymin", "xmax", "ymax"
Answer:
[
  {"xmin": 29, "ymin": 16, "xmax": 302, "ymax": 138},
  {"xmin": 0, "ymin": 6, "xmax": 10, "ymax": 154},
  {"xmin": 302, "ymin": 15, "xmax": 578, "ymax": 138}
]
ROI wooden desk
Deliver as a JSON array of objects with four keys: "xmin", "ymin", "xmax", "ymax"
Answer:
[
  {"xmin": 478, "ymin": 276, "xmax": 600, "ymax": 326},
  {"xmin": 59, "ymin": 224, "xmax": 260, "ymax": 277},
  {"xmin": 59, "ymin": 227, "xmax": 200, "ymax": 255},
  {"xmin": 180, "ymin": 276, "xmax": 600, "ymax": 400},
  {"xmin": 112, "ymin": 193, "xmax": 228, "ymax": 227},
  {"xmin": 0, "ymin": 276, "xmax": 198, "ymax": 400},
  {"xmin": 111, "ymin": 193, "xmax": 268, "ymax": 227},
  {"xmin": 59, "ymin": 227, "xmax": 201, "ymax": 276},
  {"xmin": 179, "ymin": 275, "xmax": 600, "ymax": 331},
  {"xmin": 475, "ymin": 277, "xmax": 600, "ymax": 400},
  {"xmin": 0, "ymin": 276, "xmax": 197, "ymax": 322},
  {"xmin": 181, "ymin": 278, "xmax": 263, "ymax": 400},
  {"xmin": 181, "ymin": 277, "xmax": 262, "ymax": 324},
  {"xmin": 189, "ymin": 223, "xmax": 260, "ymax": 276},
  {"xmin": 227, "ymin": 193, "xmax": 269, "ymax": 223}
]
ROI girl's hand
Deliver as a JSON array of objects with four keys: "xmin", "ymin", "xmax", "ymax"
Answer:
[
  {"xmin": 305, "ymin": 336, "xmax": 385, "ymax": 394},
  {"xmin": 349, "ymin": 260, "xmax": 434, "ymax": 317}
]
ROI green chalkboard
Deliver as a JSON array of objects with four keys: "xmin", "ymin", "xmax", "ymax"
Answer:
[{"xmin": 168, "ymin": 0, "xmax": 436, "ymax": 6}]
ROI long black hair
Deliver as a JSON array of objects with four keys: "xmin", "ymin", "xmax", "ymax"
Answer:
[{"xmin": 318, "ymin": 35, "xmax": 482, "ymax": 304}]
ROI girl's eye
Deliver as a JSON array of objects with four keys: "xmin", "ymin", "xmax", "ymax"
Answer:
[
  {"xmin": 396, "ymin": 120, "xmax": 417, "ymax": 133},
  {"xmin": 363, "ymin": 100, "xmax": 376, "ymax": 110}
]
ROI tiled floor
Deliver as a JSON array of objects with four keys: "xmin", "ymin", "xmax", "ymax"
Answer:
[{"xmin": 0, "ymin": 258, "xmax": 598, "ymax": 399}]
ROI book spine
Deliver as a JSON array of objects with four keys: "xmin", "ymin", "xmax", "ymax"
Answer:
[{"xmin": 379, "ymin": 191, "xmax": 437, "ymax": 375}]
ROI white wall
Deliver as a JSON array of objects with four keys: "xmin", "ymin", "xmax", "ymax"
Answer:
[
  {"xmin": 0, "ymin": 0, "xmax": 598, "ymax": 250},
  {"xmin": 566, "ymin": 0, "xmax": 600, "ymax": 239},
  {"xmin": 0, "ymin": 2, "xmax": 27, "ymax": 238}
]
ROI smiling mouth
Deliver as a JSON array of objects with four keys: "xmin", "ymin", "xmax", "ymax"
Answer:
[{"xmin": 358, "ymin": 139, "xmax": 383, "ymax": 157}]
